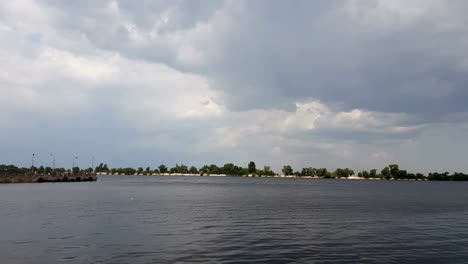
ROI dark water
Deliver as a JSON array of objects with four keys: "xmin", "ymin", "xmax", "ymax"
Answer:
[{"xmin": 1, "ymin": 176, "xmax": 468, "ymax": 263}]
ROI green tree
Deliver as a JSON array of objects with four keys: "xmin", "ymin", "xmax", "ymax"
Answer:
[
  {"xmin": 381, "ymin": 167, "xmax": 391, "ymax": 180},
  {"xmin": 416, "ymin": 173, "xmax": 425, "ymax": 180},
  {"xmin": 388, "ymin": 164, "xmax": 400, "ymax": 179},
  {"xmin": 55, "ymin": 168, "xmax": 66, "ymax": 173},
  {"xmin": 123, "ymin": 167, "xmax": 136, "ymax": 175},
  {"xmin": 95, "ymin": 163, "xmax": 103, "ymax": 173},
  {"xmin": 345, "ymin": 168, "xmax": 354, "ymax": 177},
  {"xmin": 316, "ymin": 168, "xmax": 328, "ymax": 177},
  {"xmin": 199, "ymin": 165, "xmax": 210, "ymax": 175},
  {"xmin": 397, "ymin": 169, "xmax": 408, "ymax": 179},
  {"xmin": 158, "ymin": 164, "xmax": 168, "ymax": 174},
  {"xmin": 359, "ymin": 170, "xmax": 369, "ymax": 178},
  {"xmin": 44, "ymin": 167, "xmax": 53, "ymax": 174},
  {"xmin": 171, "ymin": 164, "xmax": 189, "ymax": 174},
  {"xmin": 222, "ymin": 163, "xmax": 235, "ymax": 175},
  {"xmin": 301, "ymin": 167, "xmax": 316, "ymax": 177},
  {"xmin": 209, "ymin": 164, "xmax": 220, "ymax": 174},
  {"xmin": 452, "ymin": 172, "xmax": 468, "ymax": 181},
  {"xmin": 72, "ymin": 167, "xmax": 80, "ymax": 174},
  {"xmin": 264, "ymin": 166, "xmax": 275, "ymax": 176},
  {"xmin": 333, "ymin": 168, "xmax": 348, "ymax": 178},
  {"xmin": 96, "ymin": 163, "xmax": 110, "ymax": 173},
  {"xmin": 145, "ymin": 167, "xmax": 151, "ymax": 174},
  {"xmin": 179, "ymin": 164, "xmax": 189, "ymax": 174},
  {"xmin": 189, "ymin": 166, "xmax": 198, "ymax": 174},
  {"xmin": 248, "ymin": 161, "xmax": 257, "ymax": 174},
  {"xmin": 282, "ymin": 165, "xmax": 293, "ymax": 176}
]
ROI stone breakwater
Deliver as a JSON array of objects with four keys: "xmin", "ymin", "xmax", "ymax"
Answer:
[{"xmin": 0, "ymin": 173, "xmax": 97, "ymax": 183}]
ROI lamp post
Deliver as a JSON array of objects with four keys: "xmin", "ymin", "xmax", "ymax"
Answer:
[
  {"xmin": 91, "ymin": 156, "xmax": 95, "ymax": 172},
  {"xmin": 50, "ymin": 153, "xmax": 55, "ymax": 170},
  {"xmin": 73, "ymin": 156, "xmax": 78, "ymax": 169},
  {"xmin": 31, "ymin": 153, "xmax": 35, "ymax": 171}
]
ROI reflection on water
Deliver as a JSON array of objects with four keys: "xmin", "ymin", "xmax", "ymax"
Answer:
[{"xmin": 1, "ymin": 176, "xmax": 468, "ymax": 263}]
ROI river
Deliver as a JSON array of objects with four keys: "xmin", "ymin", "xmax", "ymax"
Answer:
[{"xmin": 1, "ymin": 176, "xmax": 468, "ymax": 263}]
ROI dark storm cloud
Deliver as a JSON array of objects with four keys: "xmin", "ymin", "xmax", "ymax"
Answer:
[
  {"xmin": 36, "ymin": 0, "xmax": 468, "ymax": 120},
  {"xmin": 197, "ymin": 0, "xmax": 468, "ymax": 118}
]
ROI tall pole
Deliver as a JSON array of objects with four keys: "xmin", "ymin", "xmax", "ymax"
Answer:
[
  {"xmin": 50, "ymin": 154, "xmax": 55, "ymax": 170},
  {"xmin": 91, "ymin": 156, "xmax": 95, "ymax": 172},
  {"xmin": 31, "ymin": 153, "xmax": 35, "ymax": 170},
  {"xmin": 73, "ymin": 156, "xmax": 78, "ymax": 168}
]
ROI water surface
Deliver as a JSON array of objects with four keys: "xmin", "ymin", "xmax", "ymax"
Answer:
[{"xmin": 1, "ymin": 176, "xmax": 468, "ymax": 263}]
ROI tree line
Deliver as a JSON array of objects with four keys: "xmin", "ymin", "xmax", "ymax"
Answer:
[
  {"xmin": 2, "ymin": 162, "xmax": 468, "ymax": 181},
  {"xmin": 94, "ymin": 162, "xmax": 468, "ymax": 181},
  {"xmin": 95, "ymin": 161, "xmax": 276, "ymax": 177}
]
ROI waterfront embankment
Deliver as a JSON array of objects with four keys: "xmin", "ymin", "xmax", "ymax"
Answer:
[{"xmin": 0, "ymin": 172, "xmax": 97, "ymax": 184}]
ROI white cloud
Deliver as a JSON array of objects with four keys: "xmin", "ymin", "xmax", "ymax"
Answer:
[
  {"xmin": 345, "ymin": 0, "xmax": 446, "ymax": 29},
  {"xmin": 214, "ymin": 100, "xmax": 413, "ymax": 140},
  {"xmin": 271, "ymin": 146, "xmax": 281, "ymax": 156},
  {"xmin": 0, "ymin": 0, "xmax": 50, "ymax": 32},
  {"xmin": 115, "ymin": 59, "xmax": 225, "ymax": 122},
  {"xmin": 370, "ymin": 151, "xmax": 390, "ymax": 160},
  {"xmin": 186, "ymin": 99, "xmax": 421, "ymax": 168},
  {"xmin": 0, "ymin": 48, "xmax": 93, "ymax": 115},
  {"xmin": 38, "ymin": 48, "xmax": 118, "ymax": 83}
]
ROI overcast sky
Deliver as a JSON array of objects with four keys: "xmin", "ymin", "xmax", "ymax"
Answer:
[{"xmin": 1, "ymin": 0, "xmax": 468, "ymax": 172}]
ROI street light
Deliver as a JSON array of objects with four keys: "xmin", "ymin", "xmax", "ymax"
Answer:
[
  {"xmin": 73, "ymin": 156, "xmax": 78, "ymax": 168},
  {"xmin": 31, "ymin": 153, "xmax": 35, "ymax": 171},
  {"xmin": 50, "ymin": 153, "xmax": 55, "ymax": 170}
]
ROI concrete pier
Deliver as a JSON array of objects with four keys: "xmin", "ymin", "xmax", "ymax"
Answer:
[{"xmin": 0, "ymin": 172, "xmax": 97, "ymax": 184}]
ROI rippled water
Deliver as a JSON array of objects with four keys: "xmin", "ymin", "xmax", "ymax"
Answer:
[{"xmin": 1, "ymin": 176, "xmax": 468, "ymax": 263}]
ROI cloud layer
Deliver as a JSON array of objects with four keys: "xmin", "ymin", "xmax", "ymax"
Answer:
[{"xmin": 2, "ymin": 0, "xmax": 468, "ymax": 172}]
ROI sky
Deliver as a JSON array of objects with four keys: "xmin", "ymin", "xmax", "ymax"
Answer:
[{"xmin": 1, "ymin": 0, "xmax": 468, "ymax": 173}]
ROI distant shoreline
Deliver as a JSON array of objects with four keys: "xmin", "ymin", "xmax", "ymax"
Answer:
[
  {"xmin": 97, "ymin": 173, "xmax": 401, "ymax": 181},
  {"xmin": 3, "ymin": 163, "xmax": 468, "ymax": 182}
]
